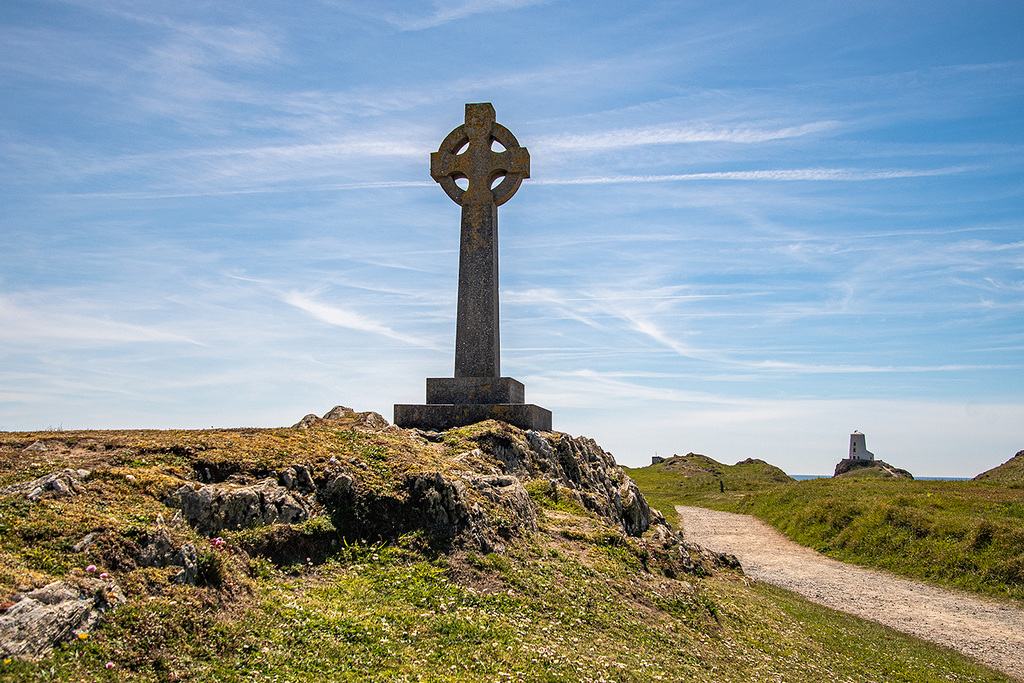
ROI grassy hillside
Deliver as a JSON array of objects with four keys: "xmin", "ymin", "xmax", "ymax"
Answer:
[
  {"xmin": 630, "ymin": 455, "xmax": 1024, "ymax": 602},
  {"xmin": 0, "ymin": 426, "xmax": 1015, "ymax": 682},
  {"xmin": 974, "ymin": 450, "xmax": 1024, "ymax": 485},
  {"xmin": 624, "ymin": 453, "xmax": 792, "ymax": 521}
]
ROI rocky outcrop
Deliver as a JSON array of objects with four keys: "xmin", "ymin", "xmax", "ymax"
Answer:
[
  {"xmin": 0, "ymin": 579, "xmax": 125, "ymax": 659},
  {"xmin": 473, "ymin": 427, "xmax": 655, "ymax": 537},
  {"xmin": 834, "ymin": 459, "xmax": 914, "ymax": 479},
  {"xmin": 293, "ymin": 405, "xmax": 389, "ymax": 430},
  {"xmin": 153, "ymin": 411, "xmax": 720, "ymax": 569},
  {"xmin": 0, "ymin": 469, "xmax": 90, "ymax": 502},
  {"xmin": 136, "ymin": 523, "xmax": 199, "ymax": 585},
  {"xmin": 166, "ymin": 478, "xmax": 311, "ymax": 536}
]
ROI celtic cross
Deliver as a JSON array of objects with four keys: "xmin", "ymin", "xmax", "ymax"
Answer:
[{"xmin": 431, "ymin": 103, "xmax": 530, "ymax": 378}]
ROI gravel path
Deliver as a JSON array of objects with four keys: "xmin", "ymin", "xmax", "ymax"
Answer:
[{"xmin": 677, "ymin": 505, "xmax": 1024, "ymax": 680}]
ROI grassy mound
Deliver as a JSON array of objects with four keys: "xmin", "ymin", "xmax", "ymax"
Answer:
[
  {"xmin": 974, "ymin": 451, "xmax": 1024, "ymax": 485},
  {"xmin": 0, "ymin": 425, "xmax": 1015, "ymax": 682},
  {"xmin": 624, "ymin": 453, "xmax": 792, "ymax": 520}
]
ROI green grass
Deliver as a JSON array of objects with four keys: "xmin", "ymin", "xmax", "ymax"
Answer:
[
  {"xmin": 629, "ymin": 455, "xmax": 1024, "ymax": 601},
  {"xmin": 0, "ymin": 429, "xmax": 1017, "ymax": 682},
  {"xmin": 4, "ymin": 536, "xmax": 1012, "ymax": 682},
  {"xmin": 624, "ymin": 453, "xmax": 793, "ymax": 522}
]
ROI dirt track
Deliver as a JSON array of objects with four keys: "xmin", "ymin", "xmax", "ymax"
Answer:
[{"xmin": 677, "ymin": 505, "xmax": 1024, "ymax": 681}]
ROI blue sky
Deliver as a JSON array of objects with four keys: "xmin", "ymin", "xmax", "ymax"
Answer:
[{"xmin": 1, "ymin": 0, "xmax": 1022, "ymax": 477}]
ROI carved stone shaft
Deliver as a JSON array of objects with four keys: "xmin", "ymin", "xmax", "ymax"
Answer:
[{"xmin": 430, "ymin": 102, "xmax": 530, "ymax": 378}]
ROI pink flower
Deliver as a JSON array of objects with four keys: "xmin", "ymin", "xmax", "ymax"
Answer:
[
  {"xmin": 99, "ymin": 573, "xmax": 109, "ymax": 579},
  {"xmin": 105, "ymin": 662, "xmax": 115, "ymax": 669},
  {"xmin": 86, "ymin": 565, "xmax": 96, "ymax": 572}
]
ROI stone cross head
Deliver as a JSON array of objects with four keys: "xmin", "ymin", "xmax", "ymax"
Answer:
[{"xmin": 430, "ymin": 103, "xmax": 530, "ymax": 207}]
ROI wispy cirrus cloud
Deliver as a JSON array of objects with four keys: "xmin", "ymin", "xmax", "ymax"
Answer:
[
  {"xmin": 535, "ymin": 120, "xmax": 839, "ymax": 153},
  {"xmin": 536, "ymin": 166, "xmax": 972, "ymax": 185},
  {"xmin": 0, "ymin": 297, "xmax": 201, "ymax": 347},
  {"xmin": 374, "ymin": 0, "xmax": 548, "ymax": 31},
  {"xmin": 281, "ymin": 291, "xmax": 440, "ymax": 349}
]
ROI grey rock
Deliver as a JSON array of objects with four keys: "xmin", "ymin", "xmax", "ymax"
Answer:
[
  {"xmin": 279, "ymin": 465, "xmax": 315, "ymax": 493},
  {"xmin": 462, "ymin": 474, "xmax": 537, "ymax": 532},
  {"xmin": 0, "ymin": 469, "xmax": 90, "ymax": 502},
  {"xmin": 0, "ymin": 579, "xmax": 125, "ymax": 660},
  {"xmin": 323, "ymin": 405, "xmax": 355, "ymax": 420},
  {"xmin": 71, "ymin": 532, "xmax": 99, "ymax": 554},
  {"xmin": 471, "ymin": 428, "xmax": 655, "ymax": 537},
  {"xmin": 294, "ymin": 407, "xmax": 389, "ymax": 430},
  {"xmin": 166, "ymin": 478, "xmax": 310, "ymax": 536},
  {"xmin": 172, "ymin": 544, "xmax": 198, "ymax": 585},
  {"xmin": 292, "ymin": 414, "xmax": 321, "ymax": 429},
  {"xmin": 138, "ymin": 527, "xmax": 176, "ymax": 568}
]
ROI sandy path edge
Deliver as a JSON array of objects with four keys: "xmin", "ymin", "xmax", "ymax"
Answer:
[{"xmin": 677, "ymin": 505, "xmax": 1024, "ymax": 681}]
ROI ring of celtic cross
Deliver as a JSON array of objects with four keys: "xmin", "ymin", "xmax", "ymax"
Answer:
[{"xmin": 431, "ymin": 108, "xmax": 530, "ymax": 207}]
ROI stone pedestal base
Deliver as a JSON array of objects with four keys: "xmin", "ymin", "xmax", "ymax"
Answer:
[
  {"xmin": 426, "ymin": 377, "xmax": 524, "ymax": 404},
  {"xmin": 394, "ymin": 402, "xmax": 551, "ymax": 432}
]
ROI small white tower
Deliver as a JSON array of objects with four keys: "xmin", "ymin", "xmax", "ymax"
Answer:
[{"xmin": 848, "ymin": 431, "xmax": 874, "ymax": 461}]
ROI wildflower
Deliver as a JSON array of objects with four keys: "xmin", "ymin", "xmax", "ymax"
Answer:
[
  {"xmin": 78, "ymin": 633, "xmax": 88, "ymax": 640},
  {"xmin": 86, "ymin": 565, "xmax": 96, "ymax": 572},
  {"xmin": 106, "ymin": 662, "xmax": 115, "ymax": 669},
  {"xmin": 3, "ymin": 658, "xmax": 11, "ymax": 665},
  {"xmin": 99, "ymin": 573, "xmax": 109, "ymax": 579}
]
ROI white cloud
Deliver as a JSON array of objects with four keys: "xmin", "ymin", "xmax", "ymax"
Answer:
[
  {"xmin": 281, "ymin": 291, "xmax": 439, "ymax": 349},
  {"xmin": 0, "ymin": 297, "xmax": 201, "ymax": 347},
  {"xmin": 536, "ymin": 167, "xmax": 971, "ymax": 185},
  {"xmin": 535, "ymin": 120, "xmax": 840, "ymax": 153},
  {"xmin": 376, "ymin": 0, "xmax": 548, "ymax": 31}
]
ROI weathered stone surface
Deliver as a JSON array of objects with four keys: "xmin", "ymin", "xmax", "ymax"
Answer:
[
  {"xmin": 135, "ymin": 525, "xmax": 199, "ymax": 585},
  {"xmin": 0, "ymin": 579, "xmax": 125, "ymax": 659},
  {"xmin": 278, "ymin": 464, "xmax": 315, "ymax": 492},
  {"xmin": 431, "ymin": 102, "xmax": 529, "ymax": 379},
  {"xmin": 452, "ymin": 426, "xmax": 655, "ymax": 537},
  {"xmin": 166, "ymin": 478, "xmax": 310, "ymax": 536},
  {"xmin": 463, "ymin": 473, "xmax": 537, "ymax": 533},
  {"xmin": 323, "ymin": 405, "xmax": 356, "ymax": 419},
  {"xmin": 395, "ymin": 103, "xmax": 550, "ymax": 432},
  {"xmin": 394, "ymin": 403, "xmax": 551, "ymax": 432},
  {"xmin": 426, "ymin": 376, "xmax": 524, "ymax": 404},
  {"xmin": 0, "ymin": 468, "xmax": 90, "ymax": 502},
  {"xmin": 833, "ymin": 458, "xmax": 914, "ymax": 479},
  {"xmin": 293, "ymin": 406, "xmax": 389, "ymax": 430}
]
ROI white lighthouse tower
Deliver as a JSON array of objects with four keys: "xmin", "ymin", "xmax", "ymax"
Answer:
[{"xmin": 848, "ymin": 431, "xmax": 874, "ymax": 461}]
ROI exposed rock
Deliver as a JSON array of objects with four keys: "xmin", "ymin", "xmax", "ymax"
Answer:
[
  {"xmin": 278, "ymin": 465, "xmax": 315, "ymax": 492},
  {"xmin": 293, "ymin": 414, "xmax": 320, "ymax": 429},
  {"xmin": 834, "ymin": 459, "xmax": 914, "ymax": 479},
  {"xmin": 0, "ymin": 579, "xmax": 125, "ymax": 659},
  {"xmin": 0, "ymin": 469, "xmax": 90, "ymax": 502},
  {"xmin": 323, "ymin": 405, "xmax": 356, "ymax": 420},
  {"xmin": 140, "ymin": 414, "xmax": 703, "ymax": 567},
  {"xmin": 475, "ymin": 427, "xmax": 655, "ymax": 537},
  {"xmin": 71, "ymin": 532, "xmax": 99, "ymax": 554},
  {"xmin": 292, "ymin": 406, "xmax": 390, "ymax": 430},
  {"xmin": 166, "ymin": 478, "xmax": 311, "ymax": 536},
  {"xmin": 173, "ymin": 544, "xmax": 199, "ymax": 585}
]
